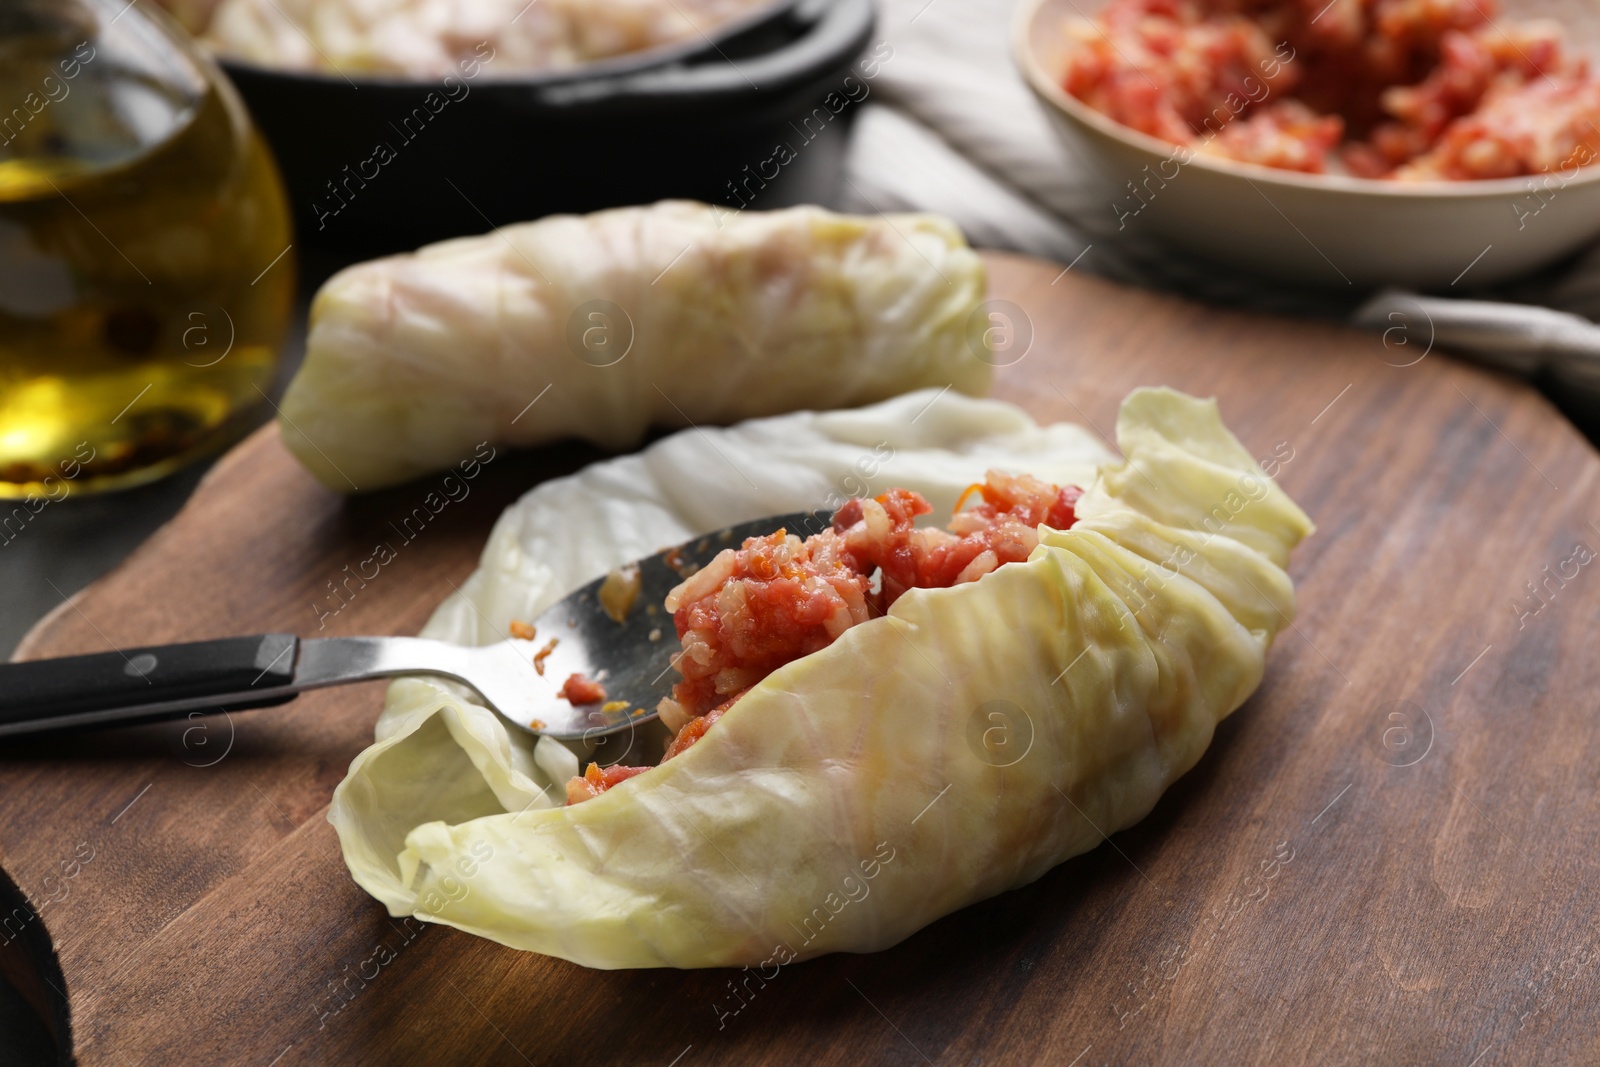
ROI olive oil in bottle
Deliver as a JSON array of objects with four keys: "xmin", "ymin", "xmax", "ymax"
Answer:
[{"xmin": 0, "ymin": 0, "xmax": 294, "ymax": 498}]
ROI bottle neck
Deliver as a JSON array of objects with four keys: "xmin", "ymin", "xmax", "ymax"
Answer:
[{"xmin": 0, "ymin": 0, "xmax": 208, "ymax": 196}]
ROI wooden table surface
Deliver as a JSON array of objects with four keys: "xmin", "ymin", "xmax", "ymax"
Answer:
[{"xmin": 3, "ymin": 252, "xmax": 1598, "ymax": 1066}]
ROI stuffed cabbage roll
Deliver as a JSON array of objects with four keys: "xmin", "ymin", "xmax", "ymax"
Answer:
[
  {"xmin": 327, "ymin": 386, "xmax": 1313, "ymax": 969},
  {"xmin": 277, "ymin": 201, "xmax": 989, "ymax": 491},
  {"xmin": 186, "ymin": 0, "xmax": 775, "ymax": 76}
]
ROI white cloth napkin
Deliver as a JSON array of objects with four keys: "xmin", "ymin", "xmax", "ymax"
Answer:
[{"xmin": 839, "ymin": 0, "xmax": 1600, "ymax": 398}]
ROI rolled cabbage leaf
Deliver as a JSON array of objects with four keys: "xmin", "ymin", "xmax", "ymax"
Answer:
[
  {"xmin": 199, "ymin": 0, "xmax": 774, "ymax": 76},
  {"xmin": 327, "ymin": 386, "xmax": 1313, "ymax": 969},
  {"xmin": 278, "ymin": 201, "xmax": 989, "ymax": 491}
]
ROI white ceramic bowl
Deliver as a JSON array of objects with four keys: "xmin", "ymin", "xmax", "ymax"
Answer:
[{"xmin": 1014, "ymin": 0, "xmax": 1600, "ymax": 289}]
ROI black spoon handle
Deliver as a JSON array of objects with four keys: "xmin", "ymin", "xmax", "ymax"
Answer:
[{"xmin": 0, "ymin": 634, "xmax": 300, "ymax": 737}]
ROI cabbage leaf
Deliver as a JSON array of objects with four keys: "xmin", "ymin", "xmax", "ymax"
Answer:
[
  {"xmin": 279, "ymin": 202, "xmax": 989, "ymax": 490},
  {"xmin": 327, "ymin": 386, "xmax": 1312, "ymax": 969}
]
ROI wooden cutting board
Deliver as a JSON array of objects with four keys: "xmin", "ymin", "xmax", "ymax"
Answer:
[{"xmin": 5, "ymin": 252, "xmax": 1599, "ymax": 1066}]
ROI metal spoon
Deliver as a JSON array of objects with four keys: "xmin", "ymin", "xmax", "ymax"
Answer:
[{"xmin": 0, "ymin": 509, "xmax": 832, "ymax": 743}]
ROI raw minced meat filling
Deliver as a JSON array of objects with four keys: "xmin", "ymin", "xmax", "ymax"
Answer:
[
  {"xmin": 1062, "ymin": 0, "xmax": 1600, "ymax": 180},
  {"xmin": 563, "ymin": 471, "xmax": 1083, "ymax": 805}
]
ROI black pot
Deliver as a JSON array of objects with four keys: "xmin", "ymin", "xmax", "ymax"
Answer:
[{"xmin": 221, "ymin": 0, "xmax": 877, "ymax": 258}]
